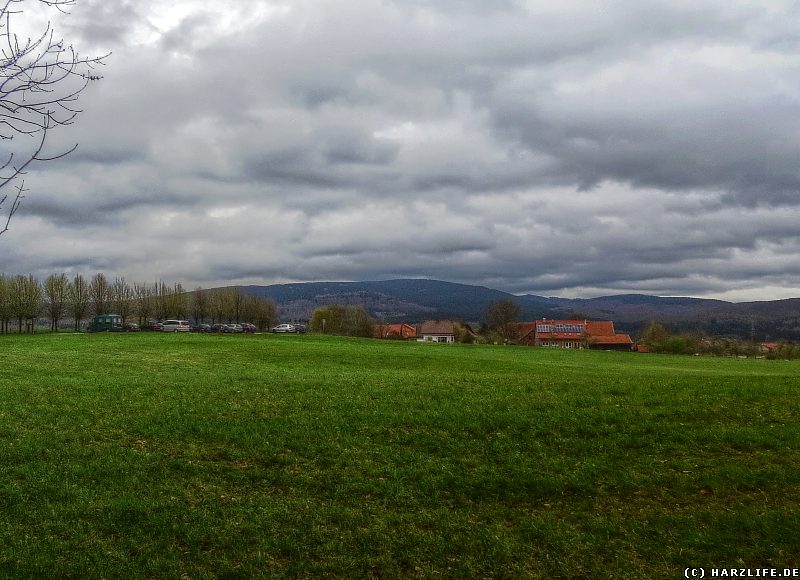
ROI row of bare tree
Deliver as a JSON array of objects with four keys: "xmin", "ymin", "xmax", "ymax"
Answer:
[{"xmin": 0, "ymin": 273, "xmax": 277, "ymax": 333}]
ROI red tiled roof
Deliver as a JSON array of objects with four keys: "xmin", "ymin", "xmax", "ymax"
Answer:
[
  {"xmin": 374, "ymin": 323, "xmax": 417, "ymax": 339},
  {"xmin": 586, "ymin": 321, "xmax": 615, "ymax": 336},
  {"xmin": 517, "ymin": 323, "xmax": 537, "ymax": 340},
  {"xmin": 392, "ymin": 324, "xmax": 416, "ymax": 338}
]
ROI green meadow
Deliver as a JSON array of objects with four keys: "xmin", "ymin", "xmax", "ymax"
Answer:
[{"xmin": 1, "ymin": 332, "xmax": 798, "ymax": 578}]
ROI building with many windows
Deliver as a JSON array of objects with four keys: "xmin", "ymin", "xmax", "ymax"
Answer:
[{"xmin": 518, "ymin": 319, "xmax": 634, "ymax": 351}]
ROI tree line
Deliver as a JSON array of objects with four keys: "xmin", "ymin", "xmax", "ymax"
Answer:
[
  {"xmin": 306, "ymin": 299, "xmax": 524, "ymax": 342},
  {"xmin": 639, "ymin": 321, "xmax": 800, "ymax": 359},
  {"xmin": 0, "ymin": 273, "xmax": 277, "ymax": 333}
]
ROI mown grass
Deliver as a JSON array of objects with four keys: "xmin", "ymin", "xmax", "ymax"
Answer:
[{"xmin": 1, "ymin": 332, "xmax": 798, "ymax": 578}]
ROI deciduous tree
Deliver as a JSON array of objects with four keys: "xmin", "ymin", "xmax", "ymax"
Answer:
[
  {"xmin": 191, "ymin": 287, "xmax": 208, "ymax": 323},
  {"xmin": 310, "ymin": 305, "xmax": 373, "ymax": 337},
  {"xmin": 641, "ymin": 321, "xmax": 669, "ymax": 347},
  {"xmin": 43, "ymin": 272, "xmax": 68, "ymax": 331},
  {"xmin": 89, "ymin": 272, "xmax": 110, "ymax": 315},
  {"xmin": 169, "ymin": 283, "xmax": 187, "ymax": 319},
  {"xmin": 9, "ymin": 273, "xmax": 40, "ymax": 332},
  {"xmin": 111, "ymin": 277, "xmax": 134, "ymax": 323},
  {"xmin": 486, "ymin": 299, "xmax": 521, "ymax": 342},
  {"xmin": 0, "ymin": 274, "xmax": 10, "ymax": 332},
  {"xmin": 239, "ymin": 294, "xmax": 277, "ymax": 330},
  {"xmin": 250, "ymin": 296, "xmax": 277, "ymax": 331},
  {"xmin": 209, "ymin": 288, "xmax": 237, "ymax": 323},
  {"xmin": 69, "ymin": 273, "xmax": 89, "ymax": 330},
  {"xmin": 133, "ymin": 282, "xmax": 152, "ymax": 324}
]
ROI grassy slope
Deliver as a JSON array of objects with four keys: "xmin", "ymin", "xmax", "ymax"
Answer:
[{"xmin": 1, "ymin": 333, "xmax": 798, "ymax": 578}]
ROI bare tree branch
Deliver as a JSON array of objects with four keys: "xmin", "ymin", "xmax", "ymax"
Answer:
[
  {"xmin": 0, "ymin": 177, "xmax": 24, "ymax": 235},
  {"xmin": 0, "ymin": 0, "xmax": 107, "ymax": 234}
]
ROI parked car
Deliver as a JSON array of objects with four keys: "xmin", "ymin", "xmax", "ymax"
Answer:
[
  {"xmin": 227, "ymin": 323, "xmax": 244, "ymax": 333},
  {"xmin": 87, "ymin": 314, "xmax": 123, "ymax": 332},
  {"xmin": 271, "ymin": 323, "xmax": 296, "ymax": 333},
  {"xmin": 123, "ymin": 322, "xmax": 140, "ymax": 332},
  {"xmin": 240, "ymin": 323, "xmax": 257, "ymax": 333},
  {"xmin": 191, "ymin": 323, "xmax": 211, "ymax": 333},
  {"xmin": 162, "ymin": 320, "xmax": 191, "ymax": 332},
  {"xmin": 141, "ymin": 321, "xmax": 164, "ymax": 331},
  {"xmin": 211, "ymin": 324, "xmax": 230, "ymax": 333},
  {"xmin": 292, "ymin": 324, "xmax": 307, "ymax": 334}
]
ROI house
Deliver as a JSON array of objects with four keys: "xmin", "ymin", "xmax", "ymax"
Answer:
[
  {"xmin": 518, "ymin": 319, "xmax": 634, "ymax": 351},
  {"xmin": 417, "ymin": 320, "xmax": 473, "ymax": 343},
  {"xmin": 374, "ymin": 323, "xmax": 417, "ymax": 340},
  {"xmin": 760, "ymin": 342, "xmax": 780, "ymax": 354}
]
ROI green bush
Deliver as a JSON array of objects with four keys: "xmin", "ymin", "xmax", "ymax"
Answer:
[{"xmin": 309, "ymin": 305, "xmax": 374, "ymax": 337}]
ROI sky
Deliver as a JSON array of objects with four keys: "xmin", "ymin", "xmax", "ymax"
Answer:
[{"xmin": 3, "ymin": 0, "xmax": 800, "ymax": 301}]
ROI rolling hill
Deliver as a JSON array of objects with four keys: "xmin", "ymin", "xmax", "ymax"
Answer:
[
  {"xmin": 236, "ymin": 279, "xmax": 555, "ymax": 323},
  {"xmin": 229, "ymin": 279, "xmax": 800, "ymax": 341}
]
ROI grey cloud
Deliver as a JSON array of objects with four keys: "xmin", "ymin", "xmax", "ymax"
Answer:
[
  {"xmin": 64, "ymin": 0, "xmax": 146, "ymax": 48},
  {"xmin": 159, "ymin": 14, "xmax": 212, "ymax": 54},
  {"xmin": 4, "ymin": 0, "xmax": 800, "ymax": 301}
]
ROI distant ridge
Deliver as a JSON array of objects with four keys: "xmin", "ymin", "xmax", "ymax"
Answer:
[
  {"xmin": 235, "ymin": 279, "xmax": 555, "ymax": 323},
  {"xmin": 221, "ymin": 279, "xmax": 800, "ymax": 341}
]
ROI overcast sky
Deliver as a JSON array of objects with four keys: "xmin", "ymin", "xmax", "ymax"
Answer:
[{"xmin": 3, "ymin": 0, "xmax": 800, "ymax": 301}]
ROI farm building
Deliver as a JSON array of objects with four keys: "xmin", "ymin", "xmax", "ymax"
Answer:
[{"xmin": 518, "ymin": 319, "xmax": 634, "ymax": 351}]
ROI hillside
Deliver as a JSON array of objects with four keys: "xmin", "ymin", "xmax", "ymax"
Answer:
[
  {"xmin": 236, "ymin": 279, "xmax": 556, "ymax": 323},
  {"xmin": 228, "ymin": 279, "xmax": 800, "ymax": 341},
  {"xmin": 536, "ymin": 294, "xmax": 800, "ymax": 340}
]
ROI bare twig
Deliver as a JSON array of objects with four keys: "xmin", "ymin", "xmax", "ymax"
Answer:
[{"xmin": 0, "ymin": 0, "xmax": 106, "ymax": 234}]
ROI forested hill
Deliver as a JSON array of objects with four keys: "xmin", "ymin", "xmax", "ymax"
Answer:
[
  {"xmin": 235, "ymin": 279, "xmax": 556, "ymax": 323},
  {"xmin": 229, "ymin": 279, "xmax": 800, "ymax": 341}
]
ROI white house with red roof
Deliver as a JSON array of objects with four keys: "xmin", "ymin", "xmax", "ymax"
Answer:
[{"xmin": 417, "ymin": 320, "xmax": 458, "ymax": 343}]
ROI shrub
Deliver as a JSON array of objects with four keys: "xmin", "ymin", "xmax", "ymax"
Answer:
[{"xmin": 310, "ymin": 305, "xmax": 374, "ymax": 337}]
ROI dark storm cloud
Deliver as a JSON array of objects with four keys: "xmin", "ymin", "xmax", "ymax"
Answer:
[{"xmin": 494, "ymin": 93, "xmax": 800, "ymax": 206}]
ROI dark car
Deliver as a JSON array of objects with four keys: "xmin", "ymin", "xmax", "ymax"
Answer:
[
  {"xmin": 292, "ymin": 324, "xmax": 307, "ymax": 334},
  {"xmin": 123, "ymin": 322, "xmax": 140, "ymax": 332},
  {"xmin": 140, "ymin": 321, "xmax": 164, "ymax": 332},
  {"xmin": 191, "ymin": 323, "xmax": 211, "ymax": 333},
  {"xmin": 240, "ymin": 323, "xmax": 256, "ymax": 333},
  {"xmin": 211, "ymin": 324, "xmax": 229, "ymax": 333}
]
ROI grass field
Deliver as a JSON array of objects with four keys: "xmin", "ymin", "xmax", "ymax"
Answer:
[{"xmin": 1, "ymin": 332, "xmax": 798, "ymax": 578}]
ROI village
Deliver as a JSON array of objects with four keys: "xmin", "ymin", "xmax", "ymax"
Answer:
[
  {"xmin": 375, "ymin": 318, "xmax": 635, "ymax": 350},
  {"xmin": 373, "ymin": 317, "xmax": 794, "ymax": 358}
]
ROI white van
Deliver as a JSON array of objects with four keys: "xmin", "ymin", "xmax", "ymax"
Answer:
[{"xmin": 162, "ymin": 320, "xmax": 191, "ymax": 332}]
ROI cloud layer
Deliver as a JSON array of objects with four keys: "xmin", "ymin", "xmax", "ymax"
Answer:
[{"xmin": 3, "ymin": 0, "xmax": 800, "ymax": 300}]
